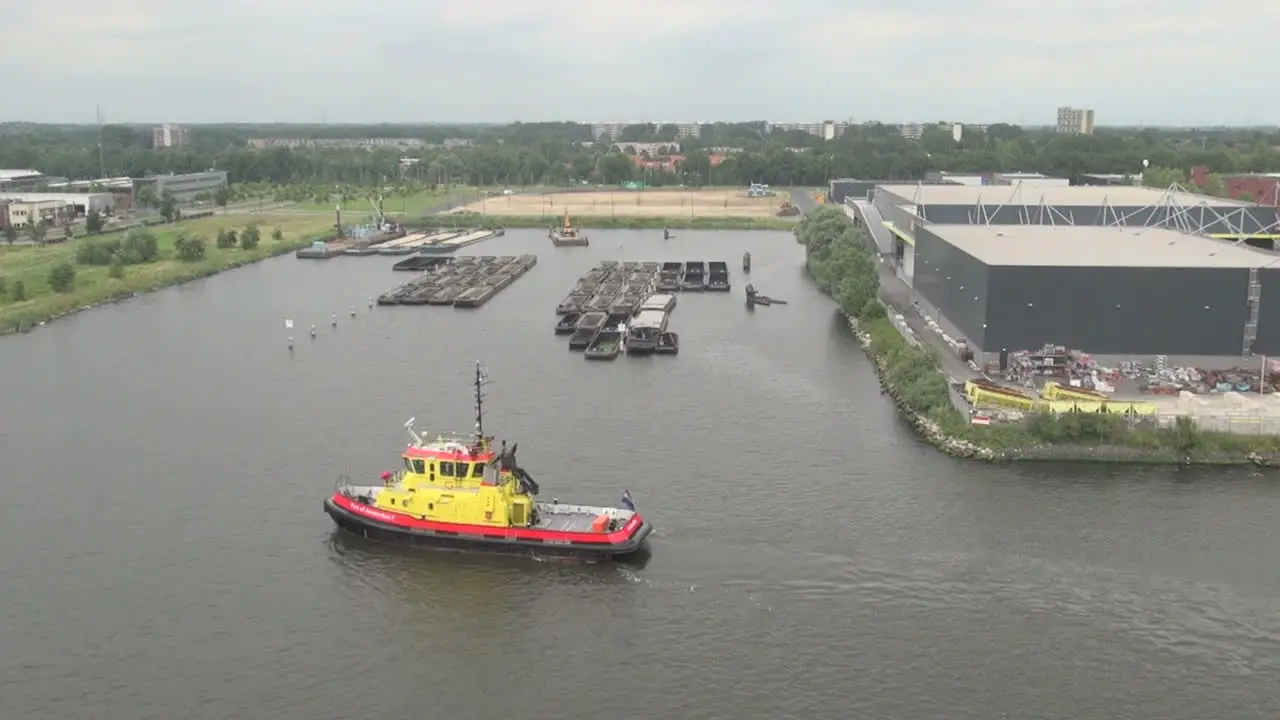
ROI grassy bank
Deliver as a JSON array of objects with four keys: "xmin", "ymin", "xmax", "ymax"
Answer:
[
  {"xmin": 419, "ymin": 213, "xmax": 799, "ymax": 231},
  {"xmin": 0, "ymin": 213, "xmax": 335, "ymax": 334},
  {"xmin": 797, "ymin": 206, "xmax": 1280, "ymax": 465},
  {"xmin": 290, "ymin": 187, "xmax": 476, "ymax": 215}
]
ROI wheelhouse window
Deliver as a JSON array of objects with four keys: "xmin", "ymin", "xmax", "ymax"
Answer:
[
  {"xmin": 439, "ymin": 461, "xmax": 455, "ymax": 476},
  {"xmin": 472, "ymin": 462, "xmax": 486, "ymax": 477},
  {"xmin": 412, "ymin": 459, "xmax": 426, "ymax": 474},
  {"xmin": 455, "ymin": 463, "xmax": 470, "ymax": 478},
  {"xmin": 403, "ymin": 457, "xmax": 413, "ymax": 472}
]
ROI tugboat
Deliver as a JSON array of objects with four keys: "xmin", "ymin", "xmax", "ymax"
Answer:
[
  {"xmin": 550, "ymin": 210, "xmax": 589, "ymax": 247},
  {"xmin": 324, "ymin": 363, "xmax": 652, "ymax": 559}
]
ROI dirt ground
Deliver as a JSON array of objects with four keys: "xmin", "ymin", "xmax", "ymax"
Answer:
[{"xmin": 456, "ymin": 189, "xmax": 791, "ymax": 218}]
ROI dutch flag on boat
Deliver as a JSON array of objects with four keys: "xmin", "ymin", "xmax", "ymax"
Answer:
[{"xmin": 620, "ymin": 490, "xmax": 636, "ymax": 512}]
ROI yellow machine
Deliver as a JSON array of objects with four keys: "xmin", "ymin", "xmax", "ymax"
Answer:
[
  {"xmin": 371, "ymin": 366, "xmax": 541, "ymax": 527},
  {"xmin": 964, "ymin": 380, "xmax": 1157, "ymax": 416}
]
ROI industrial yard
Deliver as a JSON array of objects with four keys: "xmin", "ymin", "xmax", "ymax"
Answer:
[
  {"xmin": 455, "ymin": 189, "xmax": 792, "ymax": 218},
  {"xmin": 846, "ymin": 178, "xmax": 1280, "ymax": 436}
]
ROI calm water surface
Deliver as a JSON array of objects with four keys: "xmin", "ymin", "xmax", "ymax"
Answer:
[{"xmin": 1, "ymin": 229, "xmax": 1278, "ymax": 720}]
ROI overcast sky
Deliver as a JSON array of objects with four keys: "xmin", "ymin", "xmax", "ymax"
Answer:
[{"xmin": 2, "ymin": 0, "xmax": 1274, "ymax": 126}]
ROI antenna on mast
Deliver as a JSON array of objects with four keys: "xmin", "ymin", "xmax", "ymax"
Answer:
[{"xmin": 473, "ymin": 361, "xmax": 487, "ymax": 443}]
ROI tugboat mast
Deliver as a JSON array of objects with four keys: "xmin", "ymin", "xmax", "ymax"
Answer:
[{"xmin": 473, "ymin": 360, "xmax": 486, "ymax": 444}]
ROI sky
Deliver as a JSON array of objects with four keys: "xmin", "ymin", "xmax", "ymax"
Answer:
[{"xmin": 2, "ymin": 0, "xmax": 1276, "ymax": 126}]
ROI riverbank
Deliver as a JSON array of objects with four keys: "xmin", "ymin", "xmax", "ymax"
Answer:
[
  {"xmin": 796, "ymin": 205, "xmax": 1280, "ymax": 466},
  {"xmin": 0, "ymin": 213, "xmax": 334, "ymax": 334},
  {"xmin": 422, "ymin": 212, "xmax": 797, "ymax": 231}
]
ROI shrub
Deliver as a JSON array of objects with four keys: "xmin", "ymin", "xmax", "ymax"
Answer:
[
  {"xmin": 10, "ymin": 280, "xmax": 26, "ymax": 302},
  {"xmin": 239, "ymin": 224, "xmax": 261, "ymax": 250},
  {"xmin": 108, "ymin": 253, "xmax": 125, "ymax": 279},
  {"xmin": 120, "ymin": 229, "xmax": 160, "ymax": 264},
  {"xmin": 271, "ymin": 226, "xmax": 284, "ymax": 242},
  {"xmin": 174, "ymin": 234, "xmax": 207, "ymax": 261},
  {"xmin": 75, "ymin": 237, "xmax": 123, "ymax": 265},
  {"xmin": 48, "ymin": 262, "xmax": 76, "ymax": 292},
  {"xmin": 215, "ymin": 229, "xmax": 236, "ymax": 249}
]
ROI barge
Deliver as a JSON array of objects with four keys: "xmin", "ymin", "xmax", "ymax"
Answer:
[
  {"xmin": 656, "ymin": 262, "xmax": 683, "ymax": 292},
  {"xmin": 376, "ymin": 254, "xmax": 535, "ymax": 307},
  {"xmin": 550, "ymin": 210, "xmax": 589, "ymax": 246},
  {"xmin": 568, "ymin": 311, "xmax": 607, "ymax": 350},
  {"xmin": 324, "ymin": 362, "xmax": 651, "ymax": 560},
  {"xmin": 706, "ymin": 261, "xmax": 730, "ymax": 291},
  {"xmin": 419, "ymin": 229, "xmax": 503, "ymax": 254},
  {"xmin": 584, "ymin": 327, "xmax": 622, "ymax": 360},
  {"xmin": 555, "ymin": 313, "xmax": 581, "ymax": 334},
  {"xmin": 681, "ymin": 261, "xmax": 706, "ymax": 291},
  {"xmin": 639, "ymin": 293, "xmax": 677, "ymax": 314}
]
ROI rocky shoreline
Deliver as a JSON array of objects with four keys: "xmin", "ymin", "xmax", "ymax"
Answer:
[{"xmin": 847, "ymin": 314, "xmax": 1278, "ymax": 467}]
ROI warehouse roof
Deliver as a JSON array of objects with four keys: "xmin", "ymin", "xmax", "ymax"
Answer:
[
  {"xmin": 877, "ymin": 182, "xmax": 1251, "ymax": 208},
  {"xmin": 930, "ymin": 224, "xmax": 1279, "ymax": 268}
]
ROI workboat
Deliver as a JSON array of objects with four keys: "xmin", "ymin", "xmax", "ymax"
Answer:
[
  {"xmin": 550, "ymin": 210, "xmax": 589, "ymax": 247},
  {"xmin": 325, "ymin": 363, "xmax": 652, "ymax": 559}
]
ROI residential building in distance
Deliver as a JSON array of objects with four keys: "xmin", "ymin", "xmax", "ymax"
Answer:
[
  {"xmin": 767, "ymin": 121, "xmax": 848, "ymax": 140},
  {"xmin": 900, "ymin": 122, "xmax": 964, "ymax": 142},
  {"xmin": 0, "ymin": 169, "xmax": 47, "ymax": 192},
  {"xmin": 135, "ymin": 171, "xmax": 228, "ymax": 204},
  {"xmin": 612, "ymin": 142, "xmax": 680, "ymax": 155},
  {"xmin": 246, "ymin": 138, "xmax": 427, "ymax": 150},
  {"xmin": 152, "ymin": 124, "xmax": 189, "ymax": 149},
  {"xmin": 1056, "ymin": 106, "xmax": 1095, "ymax": 135},
  {"xmin": 589, "ymin": 122, "xmax": 702, "ymax": 141}
]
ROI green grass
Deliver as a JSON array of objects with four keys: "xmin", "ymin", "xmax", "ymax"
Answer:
[
  {"xmin": 418, "ymin": 213, "xmax": 800, "ymax": 231},
  {"xmin": 290, "ymin": 188, "xmax": 476, "ymax": 215},
  {"xmin": 0, "ymin": 213, "xmax": 337, "ymax": 334}
]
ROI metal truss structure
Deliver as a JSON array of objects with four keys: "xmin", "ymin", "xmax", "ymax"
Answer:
[{"xmin": 900, "ymin": 181, "xmax": 1280, "ymax": 240}]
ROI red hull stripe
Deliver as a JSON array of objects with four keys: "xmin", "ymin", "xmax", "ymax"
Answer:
[{"xmin": 331, "ymin": 493, "xmax": 643, "ymax": 545}]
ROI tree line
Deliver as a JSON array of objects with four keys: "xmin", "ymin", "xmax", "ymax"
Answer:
[{"xmin": 3, "ymin": 121, "xmax": 1279, "ymax": 190}]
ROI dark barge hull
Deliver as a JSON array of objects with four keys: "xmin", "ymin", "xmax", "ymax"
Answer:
[{"xmin": 324, "ymin": 497, "xmax": 652, "ymax": 560}]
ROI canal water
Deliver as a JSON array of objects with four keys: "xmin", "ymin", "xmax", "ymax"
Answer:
[{"xmin": 1, "ymin": 229, "xmax": 1278, "ymax": 720}]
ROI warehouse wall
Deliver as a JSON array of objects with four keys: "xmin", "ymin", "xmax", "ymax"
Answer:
[
  {"xmin": 1246, "ymin": 267, "xmax": 1280, "ymax": 355},
  {"xmin": 984, "ymin": 265, "xmax": 1252, "ymax": 355},
  {"xmin": 913, "ymin": 227, "xmax": 990, "ymax": 348}
]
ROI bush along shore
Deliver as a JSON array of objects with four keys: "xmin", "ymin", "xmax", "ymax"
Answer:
[
  {"xmin": 420, "ymin": 212, "xmax": 798, "ymax": 232},
  {"xmin": 0, "ymin": 218, "xmax": 327, "ymax": 335},
  {"xmin": 797, "ymin": 206, "xmax": 1280, "ymax": 466}
]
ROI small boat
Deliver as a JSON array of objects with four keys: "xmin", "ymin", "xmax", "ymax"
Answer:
[
  {"xmin": 324, "ymin": 363, "xmax": 651, "ymax": 560},
  {"xmin": 584, "ymin": 328, "xmax": 622, "ymax": 360},
  {"xmin": 555, "ymin": 312, "xmax": 581, "ymax": 334},
  {"xmin": 656, "ymin": 332, "xmax": 679, "ymax": 355},
  {"xmin": 625, "ymin": 310, "xmax": 668, "ymax": 354},
  {"xmin": 550, "ymin": 210, "xmax": 589, "ymax": 246}
]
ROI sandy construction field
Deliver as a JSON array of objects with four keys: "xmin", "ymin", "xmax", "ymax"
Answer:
[{"xmin": 455, "ymin": 189, "xmax": 791, "ymax": 218}]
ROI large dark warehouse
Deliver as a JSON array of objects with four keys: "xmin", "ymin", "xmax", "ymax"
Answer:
[{"xmin": 912, "ymin": 224, "xmax": 1280, "ymax": 358}]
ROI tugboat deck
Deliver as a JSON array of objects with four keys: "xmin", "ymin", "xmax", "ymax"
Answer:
[{"xmin": 535, "ymin": 504, "xmax": 635, "ymax": 532}]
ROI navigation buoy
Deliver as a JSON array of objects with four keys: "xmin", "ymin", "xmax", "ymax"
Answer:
[
  {"xmin": 368, "ymin": 297, "xmax": 374, "ymax": 310},
  {"xmin": 350, "ymin": 305, "xmax": 356, "ymax": 317},
  {"xmin": 310, "ymin": 325, "xmax": 317, "ymax": 338},
  {"xmin": 331, "ymin": 313, "xmax": 337, "ymax": 327},
  {"xmin": 287, "ymin": 336, "xmax": 294, "ymax": 350}
]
